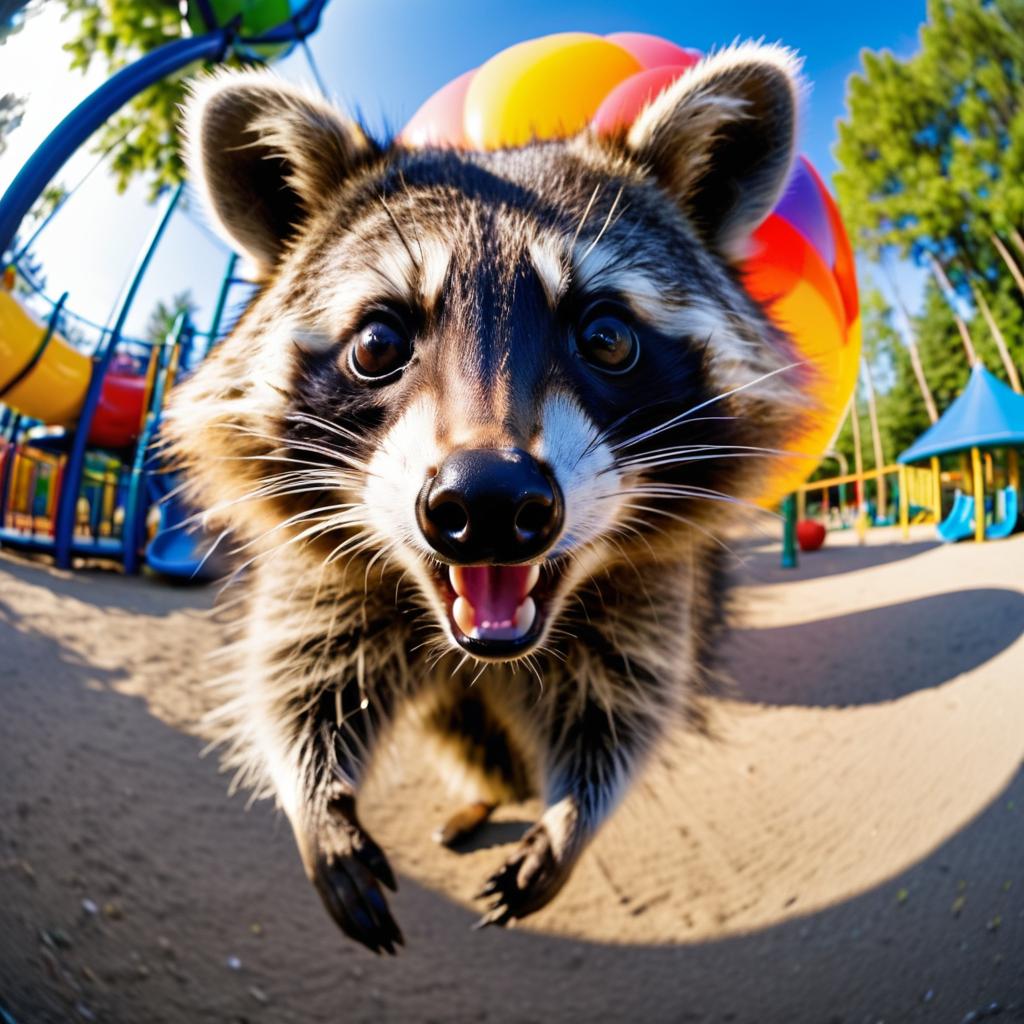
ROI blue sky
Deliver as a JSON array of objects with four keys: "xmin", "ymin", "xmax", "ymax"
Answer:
[{"xmin": 0, "ymin": 0, "xmax": 927, "ymax": 341}]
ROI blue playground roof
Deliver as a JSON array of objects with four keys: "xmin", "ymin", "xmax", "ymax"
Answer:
[{"xmin": 898, "ymin": 363, "xmax": 1024, "ymax": 463}]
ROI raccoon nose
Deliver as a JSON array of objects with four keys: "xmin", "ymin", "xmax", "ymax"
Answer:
[{"xmin": 417, "ymin": 448, "xmax": 563, "ymax": 564}]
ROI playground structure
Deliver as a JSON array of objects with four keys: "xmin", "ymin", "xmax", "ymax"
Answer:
[
  {"xmin": 898, "ymin": 363, "xmax": 1023, "ymax": 543},
  {"xmin": 788, "ymin": 364, "xmax": 1024, "ymax": 551},
  {"xmin": 0, "ymin": 0, "xmax": 328, "ymax": 574}
]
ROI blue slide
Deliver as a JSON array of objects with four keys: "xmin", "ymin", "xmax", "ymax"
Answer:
[
  {"xmin": 937, "ymin": 489, "xmax": 976, "ymax": 543},
  {"xmin": 145, "ymin": 474, "xmax": 226, "ymax": 581},
  {"xmin": 986, "ymin": 486, "xmax": 1020, "ymax": 540}
]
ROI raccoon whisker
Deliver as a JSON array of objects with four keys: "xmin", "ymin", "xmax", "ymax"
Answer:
[
  {"xmin": 607, "ymin": 450, "xmax": 792, "ymax": 477},
  {"xmin": 611, "ymin": 485, "xmax": 773, "ymax": 516},
  {"xmin": 221, "ymin": 451, "xmax": 364, "ymax": 475},
  {"xmin": 570, "ymin": 182, "xmax": 603, "ymax": 251},
  {"xmin": 611, "ymin": 361, "xmax": 804, "ymax": 453},
  {"xmin": 191, "ymin": 526, "xmax": 233, "ymax": 579},
  {"xmin": 223, "ymin": 514, "xmax": 368, "ymax": 583},
  {"xmin": 620, "ymin": 507, "xmax": 737, "ymax": 556},
  {"xmin": 578, "ymin": 184, "xmax": 625, "ymax": 267},
  {"xmin": 617, "ymin": 441, "xmax": 802, "ymax": 463},
  {"xmin": 362, "ymin": 540, "xmax": 401, "ymax": 593},
  {"xmin": 223, "ymin": 426, "xmax": 374, "ymax": 475},
  {"xmin": 468, "ymin": 660, "xmax": 490, "ymax": 688},
  {"xmin": 323, "ymin": 529, "xmax": 381, "ymax": 566},
  {"xmin": 579, "ymin": 409, "xmax": 737, "ymax": 465},
  {"xmin": 233, "ymin": 505, "xmax": 363, "ymax": 555},
  {"xmin": 378, "ymin": 192, "xmax": 422, "ymax": 273},
  {"xmin": 450, "ymin": 652, "xmax": 472, "ymax": 679},
  {"xmin": 396, "ymin": 170, "xmax": 426, "ymax": 258},
  {"xmin": 176, "ymin": 479, "xmax": 349, "ymax": 532},
  {"xmin": 607, "ymin": 519, "xmax": 659, "ymax": 562},
  {"xmin": 285, "ymin": 411, "xmax": 374, "ymax": 447}
]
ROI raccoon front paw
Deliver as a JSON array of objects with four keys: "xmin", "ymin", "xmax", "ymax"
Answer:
[
  {"xmin": 473, "ymin": 821, "xmax": 574, "ymax": 928},
  {"xmin": 311, "ymin": 820, "xmax": 404, "ymax": 955}
]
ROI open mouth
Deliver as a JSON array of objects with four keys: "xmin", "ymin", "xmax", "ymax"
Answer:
[{"xmin": 436, "ymin": 563, "xmax": 550, "ymax": 658}]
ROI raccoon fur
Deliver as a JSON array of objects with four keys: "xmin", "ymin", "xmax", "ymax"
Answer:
[{"xmin": 164, "ymin": 42, "xmax": 812, "ymax": 954}]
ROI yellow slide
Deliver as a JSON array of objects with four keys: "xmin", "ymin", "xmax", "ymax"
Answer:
[{"xmin": 0, "ymin": 288, "xmax": 91, "ymax": 425}]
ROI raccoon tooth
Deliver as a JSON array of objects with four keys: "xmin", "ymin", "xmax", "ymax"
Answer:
[
  {"xmin": 449, "ymin": 565, "xmax": 462, "ymax": 595},
  {"xmin": 523, "ymin": 564, "xmax": 540, "ymax": 595},
  {"xmin": 452, "ymin": 596, "xmax": 476, "ymax": 636},
  {"xmin": 514, "ymin": 597, "xmax": 536, "ymax": 636}
]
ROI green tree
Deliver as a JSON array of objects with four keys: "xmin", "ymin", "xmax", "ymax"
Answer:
[
  {"xmin": 145, "ymin": 288, "xmax": 197, "ymax": 343},
  {"xmin": 60, "ymin": 0, "xmax": 207, "ymax": 198},
  {"xmin": 0, "ymin": 91, "xmax": 25, "ymax": 157},
  {"xmin": 834, "ymin": 0, "xmax": 1024, "ymax": 392}
]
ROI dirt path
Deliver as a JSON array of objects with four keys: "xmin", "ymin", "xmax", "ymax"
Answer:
[{"xmin": 1, "ymin": 529, "xmax": 1022, "ymax": 1023}]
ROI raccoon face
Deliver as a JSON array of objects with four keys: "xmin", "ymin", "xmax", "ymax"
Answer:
[{"xmin": 172, "ymin": 45, "xmax": 807, "ymax": 662}]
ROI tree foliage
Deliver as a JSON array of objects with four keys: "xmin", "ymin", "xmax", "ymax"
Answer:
[
  {"xmin": 59, "ymin": 0, "xmax": 204, "ymax": 198},
  {"xmin": 835, "ymin": 0, "xmax": 1024, "ymax": 270},
  {"xmin": 831, "ymin": 0, "xmax": 1024, "ymax": 480},
  {"xmin": 0, "ymin": 91, "xmax": 25, "ymax": 157},
  {"xmin": 145, "ymin": 288, "xmax": 197, "ymax": 344}
]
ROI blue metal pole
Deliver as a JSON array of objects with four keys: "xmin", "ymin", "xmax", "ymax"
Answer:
[
  {"xmin": 0, "ymin": 29, "xmax": 229, "ymax": 259},
  {"xmin": 124, "ymin": 311, "xmax": 188, "ymax": 575},
  {"xmin": 207, "ymin": 251, "xmax": 239, "ymax": 349},
  {"xmin": 54, "ymin": 183, "xmax": 184, "ymax": 570}
]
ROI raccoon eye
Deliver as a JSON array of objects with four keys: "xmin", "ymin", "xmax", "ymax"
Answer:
[
  {"xmin": 348, "ymin": 319, "xmax": 413, "ymax": 381},
  {"xmin": 575, "ymin": 305, "xmax": 640, "ymax": 375}
]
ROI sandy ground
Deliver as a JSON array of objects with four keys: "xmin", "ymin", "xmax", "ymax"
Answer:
[{"xmin": 1, "ymin": 527, "xmax": 1023, "ymax": 1023}]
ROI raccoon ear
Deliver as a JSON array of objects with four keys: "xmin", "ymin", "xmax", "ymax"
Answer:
[
  {"xmin": 625, "ymin": 43, "xmax": 802, "ymax": 262},
  {"xmin": 184, "ymin": 71, "xmax": 377, "ymax": 274}
]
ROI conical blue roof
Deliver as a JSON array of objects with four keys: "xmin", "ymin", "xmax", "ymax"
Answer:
[{"xmin": 898, "ymin": 363, "xmax": 1024, "ymax": 463}]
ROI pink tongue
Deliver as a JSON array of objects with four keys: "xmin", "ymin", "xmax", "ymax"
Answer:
[{"xmin": 459, "ymin": 566, "xmax": 531, "ymax": 627}]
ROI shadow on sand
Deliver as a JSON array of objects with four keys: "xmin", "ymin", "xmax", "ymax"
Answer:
[
  {"xmin": 1, "ymin": 558, "xmax": 1022, "ymax": 1024},
  {"xmin": 726, "ymin": 587, "xmax": 1024, "ymax": 707},
  {"xmin": 736, "ymin": 539, "xmax": 941, "ymax": 585}
]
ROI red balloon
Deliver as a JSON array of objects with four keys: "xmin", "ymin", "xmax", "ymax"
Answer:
[
  {"xmin": 591, "ymin": 66, "xmax": 688, "ymax": 135},
  {"xmin": 796, "ymin": 519, "xmax": 827, "ymax": 552},
  {"xmin": 605, "ymin": 32, "xmax": 702, "ymax": 70},
  {"xmin": 400, "ymin": 68, "xmax": 476, "ymax": 148}
]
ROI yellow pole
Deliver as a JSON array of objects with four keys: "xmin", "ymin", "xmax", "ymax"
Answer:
[
  {"xmin": 797, "ymin": 488, "xmax": 806, "ymax": 521},
  {"xmin": 1009, "ymin": 449, "xmax": 1020, "ymax": 492},
  {"xmin": 931, "ymin": 457, "xmax": 942, "ymax": 524},
  {"xmin": 899, "ymin": 464, "xmax": 909, "ymax": 539},
  {"xmin": 971, "ymin": 447, "xmax": 985, "ymax": 543}
]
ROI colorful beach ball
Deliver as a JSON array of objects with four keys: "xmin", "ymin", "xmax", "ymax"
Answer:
[
  {"xmin": 185, "ymin": 0, "xmax": 306, "ymax": 60},
  {"xmin": 401, "ymin": 32, "xmax": 860, "ymax": 506}
]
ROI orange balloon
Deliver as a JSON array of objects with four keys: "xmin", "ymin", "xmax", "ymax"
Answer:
[
  {"xmin": 463, "ymin": 33, "xmax": 641, "ymax": 149},
  {"xmin": 745, "ymin": 215, "xmax": 846, "ymax": 337}
]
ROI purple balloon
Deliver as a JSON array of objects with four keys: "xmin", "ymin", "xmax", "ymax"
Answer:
[{"xmin": 772, "ymin": 156, "xmax": 835, "ymax": 267}]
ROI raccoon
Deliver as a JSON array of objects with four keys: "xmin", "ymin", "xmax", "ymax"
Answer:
[{"xmin": 165, "ymin": 43, "xmax": 810, "ymax": 954}]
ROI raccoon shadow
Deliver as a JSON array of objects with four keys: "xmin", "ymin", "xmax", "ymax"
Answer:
[
  {"xmin": 725, "ymin": 587, "xmax": 1024, "ymax": 707},
  {"xmin": 447, "ymin": 818, "xmax": 533, "ymax": 853}
]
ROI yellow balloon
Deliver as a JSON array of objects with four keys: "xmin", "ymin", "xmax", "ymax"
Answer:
[{"xmin": 463, "ymin": 33, "xmax": 642, "ymax": 149}]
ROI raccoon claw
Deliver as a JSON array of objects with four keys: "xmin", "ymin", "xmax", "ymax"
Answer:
[
  {"xmin": 472, "ymin": 822, "xmax": 571, "ymax": 929},
  {"xmin": 313, "ymin": 825, "xmax": 403, "ymax": 954}
]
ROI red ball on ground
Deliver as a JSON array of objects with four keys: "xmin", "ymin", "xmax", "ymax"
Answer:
[{"xmin": 796, "ymin": 519, "xmax": 826, "ymax": 552}]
